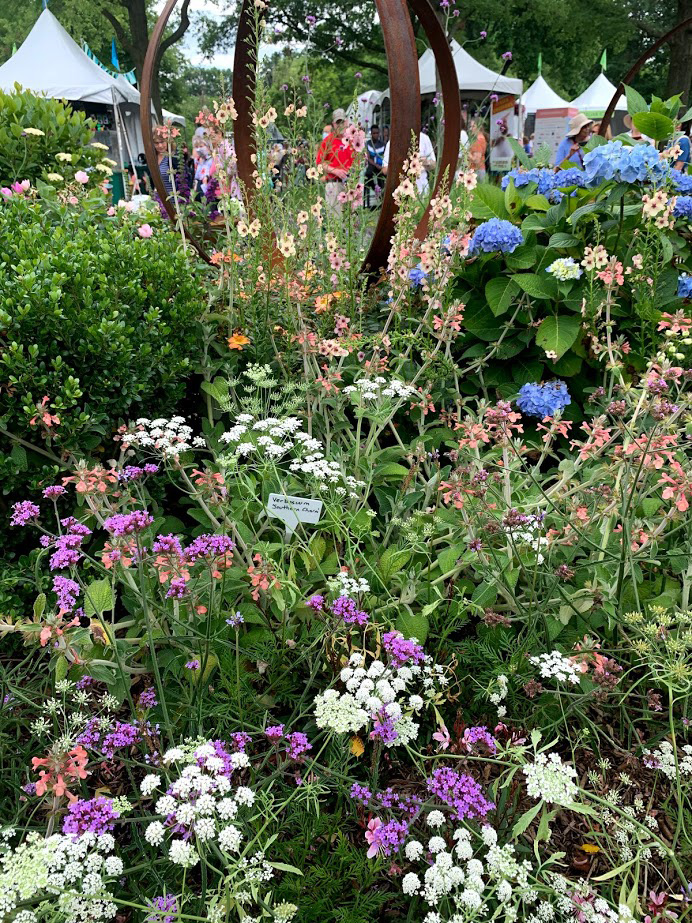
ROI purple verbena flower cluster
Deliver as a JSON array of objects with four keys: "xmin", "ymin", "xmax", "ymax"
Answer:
[
  {"xmin": 265, "ymin": 724, "xmax": 285, "ymax": 742},
  {"xmin": 146, "ymin": 895, "xmax": 179, "ymax": 923},
  {"xmin": 183, "ymin": 534, "xmax": 234, "ymax": 564},
  {"xmin": 370, "ymin": 707, "xmax": 399, "ymax": 744},
  {"xmin": 382, "ymin": 631, "xmax": 425, "ymax": 668},
  {"xmin": 332, "ymin": 596, "xmax": 369, "ymax": 626},
  {"xmin": 152, "ymin": 534, "xmax": 184, "ymax": 555},
  {"xmin": 42, "ymin": 485, "xmax": 66, "ymax": 499},
  {"xmin": 461, "ymin": 725, "xmax": 498, "ymax": 755},
  {"xmin": 427, "ymin": 767, "xmax": 495, "ymax": 820},
  {"xmin": 306, "ymin": 594, "xmax": 325, "ymax": 611},
  {"xmin": 52, "ymin": 576, "xmax": 80, "ymax": 613},
  {"xmin": 48, "ymin": 518, "xmax": 92, "ymax": 571},
  {"xmin": 138, "ymin": 687, "xmax": 158, "ymax": 709},
  {"xmin": 10, "ymin": 500, "xmax": 40, "ymax": 527},
  {"xmin": 366, "ymin": 818, "xmax": 410, "ymax": 857},
  {"xmin": 285, "ymin": 732, "xmax": 312, "ymax": 760},
  {"xmin": 62, "ymin": 795, "xmax": 120, "ymax": 836},
  {"xmin": 119, "ymin": 464, "xmax": 159, "ymax": 482},
  {"xmin": 103, "ymin": 510, "xmax": 154, "ymax": 536}
]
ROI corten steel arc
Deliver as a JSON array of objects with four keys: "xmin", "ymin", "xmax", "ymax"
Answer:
[
  {"xmin": 598, "ymin": 17, "xmax": 692, "ymax": 138},
  {"xmin": 407, "ymin": 0, "xmax": 461, "ymax": 244},
  {"xmin": 140, "ymin": 0, "xmax": 461, "ymax": 270}
]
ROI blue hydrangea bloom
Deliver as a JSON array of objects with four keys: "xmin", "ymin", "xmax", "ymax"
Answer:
[
  {"xmin": 583, "ymin": 141, "xmax": 668, "ymax": 186},
  {"xmin": 469, "ymin": 218, "xmax": 524, "ymax": 256},
  {"xmin": 501, "ymin": 168, "xmax": 556, "ymax": 196},
  {"xmin": 553, "ymin": 167, "xmax": 587, "ymax": 189},
  {"xmin": 678, "ymin": 274, "xmax": 692, "ymax": 299},
  {"xmin": 674, "ymin": 196, "xmax": 692, "ymax": 219},
  {"xmin": 516, "ymin": 381, "xmax": 571, "ymax": 418},
  {"xmin": 670, "ymin": 170, "xmax": 692, "ymax": 194},
  {"xmin": 409, "ymin": 265, "xmax": 427, "ymax": 288}
]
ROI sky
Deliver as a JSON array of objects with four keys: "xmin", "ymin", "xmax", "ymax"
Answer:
[{"xmin": 155, "ymin": 0, "xmax": 239, "ymax": 71}]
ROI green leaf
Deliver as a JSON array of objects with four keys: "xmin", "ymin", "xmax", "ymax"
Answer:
[
  {"xmin": 268, "ymin": 862, "xmax": 303, "ymax": 876},
  {"xmin": 511, "ymin": 801, "xmax": 542, "ymax": 838},
  {"xmin": 471, "ymin": 581, "xmax": 497, "ymax": 608},
  {"xmin": 512, "ymin": 358, "xmax": 544, "ymax": 385},
  {"xmin": 625, "ymin": 85, "xmax": 648, "ymax": 116},
  {"xmin": 378, "ymin": 547, "xmax": 412, "ymax": 583},
  {"xmin": 679, "ymin": 104, "xmax": 692, "ymax": 124},
  {"xmin": 395, "ymin": 610, "xmax": 429, "ymax": 644},
  {"xmin": 463, "ymin": 300, "xmax": 502, "ymax": 341},
  {"xmin": 548, "ymin": 232, "xmax": 579, "ymax": 249},
  {"xmin": 83, "ymin": 579, "xmax": 114, "ymax": 617},
  {"xmin": 505, "ymin": 244, "xmax": 538, "ymax": 270},
  {"xmin": 507, "ymin": 137, "xmax": 531, "ymax": 168},
  {"xmin": 374, "ymin": 462, "xmax": 410, "ymax": 481},
  {"xmin": 471, "ymin": 183, "xmax": 509, "ymax": 220},
  {"xmin": 632, "ymin": 111, "xmax": 675, "ymax": 142},
  {"xmin": 34, "ymin": 593, "xmax": 47, "ymax": 619},
  {"xmin": 10, "ymin": 443, "xmax": 27, "ymax": 470},
  {"xmin": 504, "ymin": 179, "xmax": 523, "ymax": 218},
  {"xmin": 513, "ymin": 273, "xmax": 556, "ymax": 300},
  {"xmin": 526, "ymin": 194, "xmax": 551, "ymax": 212},
  {"xmin": 437, "ymin": 544, "xmax": 466, "ymax": 574},
  {"xmin": 485, "ymin": 277, "xmax": 519, "ymax": 317},
  {"xmin": 535, "ymin": 315, "xmax": 581, "ymax": 359}
]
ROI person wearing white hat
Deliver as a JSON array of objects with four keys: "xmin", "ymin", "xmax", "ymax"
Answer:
[{"xmin": 554, "ymin": 113, "xmax": 594, "ymax": 168}]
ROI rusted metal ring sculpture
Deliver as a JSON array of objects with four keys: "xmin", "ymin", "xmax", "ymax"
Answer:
[
  {"xmin": 598, "ymin": 17, "xmax": 692, "ymax": 137},
  {"xmin": 140, "ymin": 0, "xmax": 460, "ymax": 271}
]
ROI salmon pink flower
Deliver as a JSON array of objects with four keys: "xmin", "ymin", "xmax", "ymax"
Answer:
[{"xmin": 138, "ymin": 223, "xmax": 154, "ymax": 238}]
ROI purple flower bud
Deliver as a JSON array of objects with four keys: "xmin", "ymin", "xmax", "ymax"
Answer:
[{"xmin": 502, "ymin": 51, "xmax": 512, "ymax": 61}]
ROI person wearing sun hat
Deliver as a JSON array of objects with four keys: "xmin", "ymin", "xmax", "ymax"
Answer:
[{"xmin": 554, "ymin": 113, "xmax": 594, "ymax": 168}]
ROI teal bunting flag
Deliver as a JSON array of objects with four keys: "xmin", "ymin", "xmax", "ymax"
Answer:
[
  {"xmin": 83, "ymin": 42, "xmax": 137, "ymax": 84},
  {"xmin": 111, "ymin": 38, "xmax": 120, "ymax": 70}
]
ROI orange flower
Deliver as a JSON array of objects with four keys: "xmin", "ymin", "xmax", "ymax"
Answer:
[{"xmin": 228, "ymin": 333, "xmax": 250, "ymax": 351}]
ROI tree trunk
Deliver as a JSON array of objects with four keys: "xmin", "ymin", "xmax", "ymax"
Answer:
[
  {"xmin": 125, "ymin": 0, "xmax": 163, "ymax": 118},
  {"xmin": 666, "ymin": 0, "xmax": 692, "ymax": 104}
]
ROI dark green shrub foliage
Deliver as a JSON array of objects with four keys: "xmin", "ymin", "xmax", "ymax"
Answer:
[
  {"xmin": 0, "ymin": 85, "xmax": 98, "ymax": 185},
  {"xmin": 0, "ymin": 197, "xmax": 201, "ymax": 495}
]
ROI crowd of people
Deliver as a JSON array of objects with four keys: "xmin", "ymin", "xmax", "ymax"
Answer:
[{"xmin": 132, "ymin": 101, "xmax": 691, "ymax": 220}]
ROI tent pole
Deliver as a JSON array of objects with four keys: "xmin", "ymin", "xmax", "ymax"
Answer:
[{"xmin": 111, "ymin": 88, "xmax": 131, "ymax": 200}]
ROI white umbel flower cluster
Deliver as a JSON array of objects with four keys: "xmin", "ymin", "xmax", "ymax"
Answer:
[
  {"xmin": 313, "ymin": 650, "xmax": 448, "ymax": 747},
  {"xmin": 219, "ymin": 414, "xmax": 365, "ymax": 496},
  {"xmin": 522, "ymin": 752, "xmax": 579, "ymax": 806},
  {"xmin": 399, "ymin": 819, "xmax": 537, "ymax": 918},
  {"xmin": 530, "ymin": 651, "xmax": 581, "ymax": 685},
  {"xmin": 643, "ymin": 739, "xmax": 692, "ymax": 781},
  {"xmin": 141, "ymin": 740, "xmax": 258, "ymax": 868},
  {"xmin": 0, "ymin": 831, "xmax": 119, "ymax": 922},
  {"xmin": 342, "ymin": 376, "xmax": 419, "ymax": 404},
  {"xmin": 122, "ymin": 416, "xmax": 205, "ymax": 457}
]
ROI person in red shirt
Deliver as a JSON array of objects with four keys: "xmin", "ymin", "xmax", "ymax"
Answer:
[{"xmin": 316, "ymin": 107, "xmax": 354, "ymax": 215}]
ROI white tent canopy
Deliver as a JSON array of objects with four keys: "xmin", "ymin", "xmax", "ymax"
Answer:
[
  {"xmin": 419, "ymin": 40, "xmax": 522, "ymax": 97},
  {"xmin": 348, "ymin": 89, "xmax": 384, "ymax": 129},
  {"xmin": 0, "ymin": 9, "xmax": 140, "ymax": 105},
  {"xmin": 521, "ymin": 74, "xmax": 569, "ymax": 114},
  {"xmin": 570, "ymin": 72, "xmax": 626, "ymax": 115},
  {"xmin": 0, "ymin": 10, "xmax": 184, "ymax": 169}
]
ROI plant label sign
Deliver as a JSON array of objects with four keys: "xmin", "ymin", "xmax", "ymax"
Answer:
[{"xmin": 267, "ymin": 493, "xmax": 323, "ymax": 536}]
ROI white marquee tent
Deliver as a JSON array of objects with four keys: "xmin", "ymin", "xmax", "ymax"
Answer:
[
  {"xmin": 521, "ymin": 74, "xmax": 569, "ymax": 114},
  {"xmin": 0, "ymin": 9, "xmax": 184, "ymax": 169},
  {"xmin": 419, "ymin": 40, "xmax": 522, "ymax": 97},
  {"xmin": 570, "ymin": 72, "xmax": 626, "ymax": 116}
]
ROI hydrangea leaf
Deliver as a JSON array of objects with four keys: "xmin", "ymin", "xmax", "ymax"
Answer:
[
  {"xmin": 632, "ymin": 112, "xmax": 674, "ymax": 142},
  {"xmin": 485, "ymin": 277, "xmax": 519, "ymax": 317},
  {"xmin": 535, "ymin": 315, "xmax": 581, "ymax": 359},
  {"xmin": 470, "ymin": 183, "xmax": 510, "ymax": 220}
]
